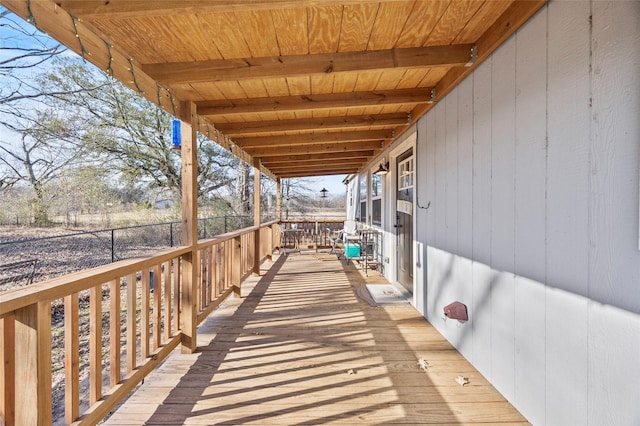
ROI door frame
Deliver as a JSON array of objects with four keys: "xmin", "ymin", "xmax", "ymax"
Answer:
[{"xmin": 385, "ymin": 131, "xmax": 417, "ymax": 297}]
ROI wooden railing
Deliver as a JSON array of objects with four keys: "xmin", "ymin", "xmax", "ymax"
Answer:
[
  {"xmin": 279, "ymin": 219, "xmax": 343, "ymax": 249},
  {"xmin": 0, "ymin": 221, "xmax": 279, "ymax": 425}
]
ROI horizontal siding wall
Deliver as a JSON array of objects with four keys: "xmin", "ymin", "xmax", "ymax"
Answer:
[{"xmin": 414, "ymin": 1, "xmax": 640, "ymax": 425}]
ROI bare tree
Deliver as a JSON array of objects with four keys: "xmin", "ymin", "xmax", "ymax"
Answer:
[
  {"xmin": 0, "ymin": 10, "xmax": 66, "ymax": 115},
  {"xmin": 37, "ymin": 61, "xmax": 239, "ymax": 200},
  {"xmin": 0, "ymin": 110, "xmax": 90, "ymax": 224}
]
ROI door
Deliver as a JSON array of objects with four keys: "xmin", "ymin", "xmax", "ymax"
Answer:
[{"xmin": 395, "ymin": 149, "xmax": 413, "ymax": 294}]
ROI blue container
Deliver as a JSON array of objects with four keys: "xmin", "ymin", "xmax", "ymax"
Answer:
[
  {"xmin": 171, "ymin": 119, "xmax": 181, "ymax": 149},
  {"xmin": 345, "ymin": 243, "xmax": 360, "ymax": 258}
]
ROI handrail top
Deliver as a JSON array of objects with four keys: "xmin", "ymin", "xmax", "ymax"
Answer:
[
  {"xmin": 196, "ymin": 220, "xmax": 279, "ymax": 248},
  {"xmin": 280, "ymin": 219, "xmax": 344, "ymax": 223}
]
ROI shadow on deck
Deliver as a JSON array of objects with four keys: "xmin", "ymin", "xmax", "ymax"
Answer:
[{"xmin": 104, "ymin": 251, "xmax": 527, "ymax": 425}]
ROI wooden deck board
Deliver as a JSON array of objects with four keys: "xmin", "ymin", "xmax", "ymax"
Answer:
[{"xmin": 104, "ymin": 251, "xmax": 528, "ymax": 425}]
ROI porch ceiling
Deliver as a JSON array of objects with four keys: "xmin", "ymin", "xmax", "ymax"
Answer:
[{"xmin": 4, "ymin": 0, "xmax": 546, "ymax": 180}]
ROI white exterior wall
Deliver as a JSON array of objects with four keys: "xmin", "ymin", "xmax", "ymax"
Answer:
[{"xmin": 414, "ymin": 2, "xmax": 640, "ymax": 425}]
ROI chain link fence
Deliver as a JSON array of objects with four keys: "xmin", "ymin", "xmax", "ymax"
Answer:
[{"xmin": 0, "ymin": 215, "xmax": 253, "ymax": 291}]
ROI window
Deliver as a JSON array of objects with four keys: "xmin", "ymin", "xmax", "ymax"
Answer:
[
  {"xmin": 398, "ymin": 157, "xmax": 414, "ymax": 190},
  {"xmin": 359, "ymin": 174, "xmax": 367, "ymax": 223},
  {"xmin": 371, "ymin": 173, "xmax": 382, "ymax": 226}
]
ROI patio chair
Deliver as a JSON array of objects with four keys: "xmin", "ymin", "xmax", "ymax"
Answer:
[{"xmin": 327, "ymin": 228, "xmax": 344, "ymax": 258}]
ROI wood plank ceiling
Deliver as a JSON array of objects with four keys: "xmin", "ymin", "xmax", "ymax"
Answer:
[{"xmin": 4, "ymin": 0, "xmax": 547, "ymax": 180}]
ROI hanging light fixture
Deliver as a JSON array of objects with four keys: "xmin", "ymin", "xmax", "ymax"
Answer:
[
  {"xmin": 373, "ymin": 161, "xmax": 389, "ymax": 175},
  {"xmin": 320, "ymin": 188, "xmax": 328, "ymax": 198}
]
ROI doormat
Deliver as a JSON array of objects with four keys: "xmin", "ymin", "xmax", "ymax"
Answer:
[{"xmin": 356, "ymin": 284, "xmax": 411, "ymax": 307}]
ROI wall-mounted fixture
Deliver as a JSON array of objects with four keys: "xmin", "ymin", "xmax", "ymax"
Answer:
[
  {"xmin": 373, "ymin": 161, "xmax": 389, "ymax": 175},
  {"xmin": 320, "ymin": 187, "xmax": 328, "ymax": 198},
  {"xmin": 443, "ymin": 301, "xmax": 468, "ymax": 321}
]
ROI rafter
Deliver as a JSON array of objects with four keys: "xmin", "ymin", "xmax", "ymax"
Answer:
[
  {"xmin": 217, "ymin": 113, "xmax": 409, "ymax": 137},
  {"xmin": 278, "ymin": 168, "xmax": 359, "ymax": 178},
  {"xmin": 197, "ymin": 88, "xmax": 432, "ymax": 116},
  {"xmin": 262, "ymin": 157, "xmax": 369, "ymax": 168},
  {"xmin": 260, "ymin": 151, "xmax": 374, "ymax": 164},
  {"xmin": 235, "ymin": 130, "xmax": 393, "ymax": 149},
  {"xmin": 143, "ymin": 45, "xmax": 474, "ymax": 85},
  {"xmin": 246, "ymin": 141, "xmax": 383, "ymax": 157},
  {"xmin": 268, "ymin": 160, "xmax": 366, "ymax": 172}
]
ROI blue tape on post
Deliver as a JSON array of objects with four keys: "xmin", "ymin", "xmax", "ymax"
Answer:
[{"xmin": 171, "ymin": 119, "xmax": 181, "ymax": 149}]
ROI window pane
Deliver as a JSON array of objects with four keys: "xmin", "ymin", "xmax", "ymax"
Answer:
[
  {"xmin": 372, "ymin": 199, "xmax": 381, "ymax": 226},
  {"xmin": 371, "ymin": 174, "xmax": 381, "ymax": 198},
  {"xmin": 359, "ymin": 175, "xmax": 367, "ymax": 200}
]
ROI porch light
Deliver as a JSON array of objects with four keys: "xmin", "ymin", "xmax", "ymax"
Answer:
[
  {"xmin": 373, "ymin": 161, "xmax": 389, "ymax": 175},
  {"xmin": 320, "ymin": 188, "xmax": 328, "ymax": 198}
]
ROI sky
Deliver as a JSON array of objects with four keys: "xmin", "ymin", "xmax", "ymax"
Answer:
[{"xmin": 297, "ymin": 174, "xmax": 347, "ymax": 199}]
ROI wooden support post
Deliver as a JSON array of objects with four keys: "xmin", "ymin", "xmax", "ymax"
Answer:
[
  {"xmin": 253, "ymin": 159, "xmax": 261, "ymax": 276},
  {"xmin": 232, "ymin": 236, "xmax": 242, "ymax": 296},
  {"xmin": 14, "ymin": 302, "xmax": 52, "ymax": 425},
  {"xmin": 179, "ymin": 101, "xmax": 199, "ymax": 354},
  {"xmin": 1, "ymin": 315, "xmax": 15, "ymax": 426}
]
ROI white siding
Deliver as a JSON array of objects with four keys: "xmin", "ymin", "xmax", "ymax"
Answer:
[
  {"xmin": 414, "ymin": 1, "xmax": 640, "ymax": 424},
  {"xmin": 545, "ymin": 1, "xmax": 590, "ymax": 423}
]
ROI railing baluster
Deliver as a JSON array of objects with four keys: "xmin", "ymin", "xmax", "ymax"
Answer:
[
  {"xmin": 0, "ymin": 314, "xmax": 15, "ymax": 425},
  {"xmin": 64, "ymin": 293, "xmax": 80, "ymax": 424},
  {"xmin": 126, "ymin": 274, "xmax": 137, "ymax": 373},
  {"xmin": 163, "ymin": 261, "xmax": 171, "ymax": 341},
  {"xmin": 207, "ymin": 248, "xmax": 213, "ymax": 305},
  {"xmin": 212, "ymin": 245, "xmax": 219, "ymax": 298},
  {"xmin": 141, "ymin": 270, "xmax": 150, "ymax": 359},
  {"xmin": 89, "ymin": 285, "xmax": 103, "ymax": 405},
  {"xmin": 232, "ymin": 236, "xmax": 241, "ymax": 296},
  {"xmin": 200, "ymin": 248, "xmax": 207, "ymax": 310},
  {"xmin": 153, "ymin": 264, "xmax": 161, "ymax": 349},
  {"xmin": 173, "ymin": 258, "xmax": 181, "ymax": 334},
  {"xmin": 109, "ymin": 279, "xmax": 121, "ymax": 387}
]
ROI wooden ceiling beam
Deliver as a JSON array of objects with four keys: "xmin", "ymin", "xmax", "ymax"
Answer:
[
  {"xmin": 143, "ymin": 45, "xmax": 474, "ymax": 85},
  {"xmin": 260, "ymin": 150, "xmax": 375, "ymax": 164},
  {"xmin": 236, "ymin": 130, "xmax": 393, "ymax": 149},
  {"xmin": 59, "ymin": 0, "xmax": 410, "ymax": 19},
  {"xmin": 197, "ymin": 88, "xmax": 432, "ymax": 116},
  {"xmin": 268, "ymin": 161, "xmax": 365, "ymax": 172},
  {"xmin": 278, "ymin": 168, "xmax": 359, "ymax": 178},
  {"xmin": 246, "ymin": 141, "xmax": 382, "ymax": 157},
  {"xmin": 262, "ymin": 158, "xmax": 369, "ymax": 168},
  {"xmin": 217, "ymin": 113, "xmax": 409, "ymax": 137}
]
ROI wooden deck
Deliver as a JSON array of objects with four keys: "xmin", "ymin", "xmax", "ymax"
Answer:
[{"xmin": 104, "ymin": 251, "xmax": 528, "ymax": 425}]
